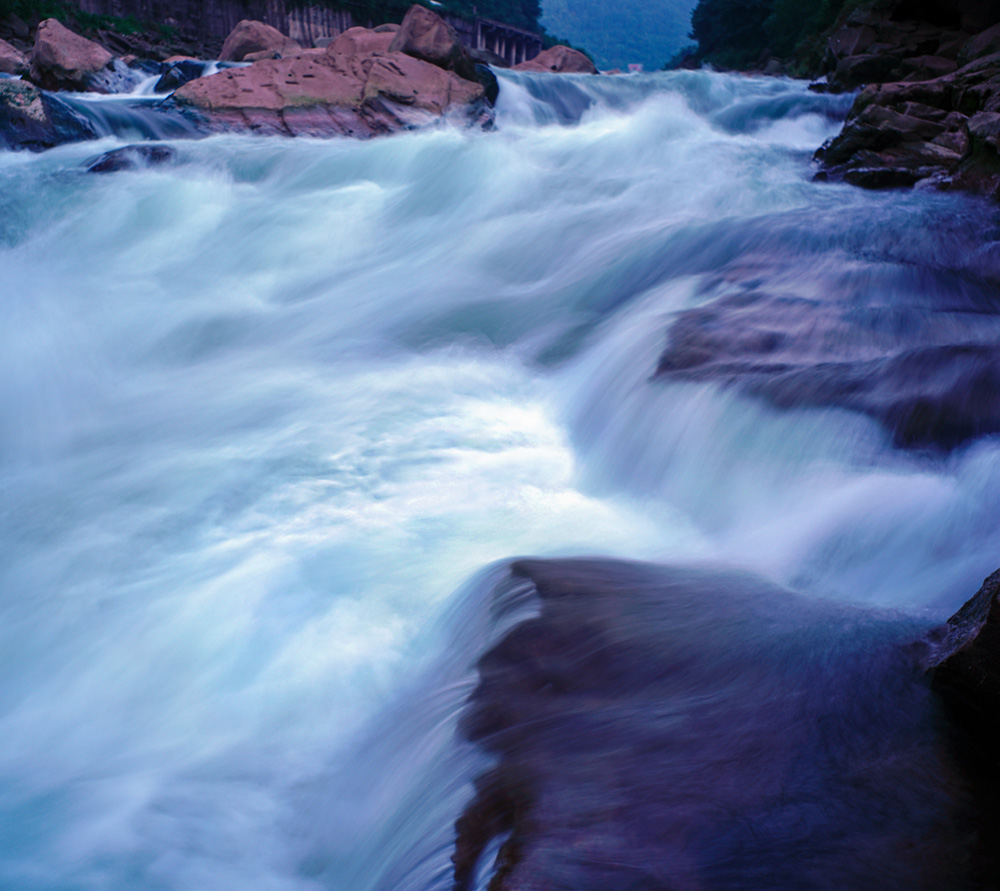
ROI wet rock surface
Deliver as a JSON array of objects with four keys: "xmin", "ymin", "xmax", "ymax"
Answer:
[
  {"xmin": 928, "ymin": 569, "xmax": 1000, "ymax": 748},
  {"xmin": 84, "ymin": 143, "xmax": 176, "ymax": 173},
  {"xmin": 455, "ymin": 558, "xmax": 993, "ymax": 891},
  {"xmin": 655, "ymin": 285, "xmax": 1000, "ymax": 451},
  {"xmin": 0, "ymin": 78, "xmax": 97, "ymax": 150}
]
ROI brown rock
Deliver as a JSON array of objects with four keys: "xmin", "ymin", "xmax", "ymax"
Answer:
[
  {"xmin": 513, "ymin": 45, "xmax": 598, "ymax": 74},
  {"xmin": 372, "ymin": 24, "xmax": 400, "ymax": 34},
  {"xmin": 0, "ymin": 36, "xmax": 28, "ymax": 75},
  {"xmin": 327, "ymin": 27, "xmax": 395, "ymax": 56},
  {"xmin": 28, "ymin": 18, "xmax": 114, "ymax": 92},
  {"xmin": 219, "ymin": 20, "xmax": 301, "ymax": 63},
  {"xmin": 163, "ymin": 54, "xmax": 198, "ymax": 64},
  {"xmin": 388, "ymin": 5, "xmax": 476, "ymax": 81},
  {"xmin": 174, "ymin": 50, "xmax": 484, "ymax": 138}
]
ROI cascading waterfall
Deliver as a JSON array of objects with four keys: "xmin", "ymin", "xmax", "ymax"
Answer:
[{"xmin": 1, "ymin": 68, "xmax": 999, "ymax": 889}]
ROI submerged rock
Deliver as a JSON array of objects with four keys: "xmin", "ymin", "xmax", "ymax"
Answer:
[
  {"xmin": 173, "ymin": 50, "xmax": 485, "ymax": 138},
  {"xmin": 84, "ymin": 143, "xmax": 176, "ymax": 173},
  {"xmin": 455, "ymin": 558, "xmax": 994, "ymax": 891},
  {"xmin": 0, "ymin": 78, "xmax": 97, "ymax": 150},
  {"xmin": 219, "ymin": 20, "xmax": 301, "ymax": 63}
]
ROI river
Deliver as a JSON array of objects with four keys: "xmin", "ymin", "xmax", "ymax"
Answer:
[{"xmin": 1, "ymin": 68, "xmax": 999, "ymax": 889}]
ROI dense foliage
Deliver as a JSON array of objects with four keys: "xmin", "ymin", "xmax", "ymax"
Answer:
[
  {"xmin": 541, "ymin": 0, "xmax": 697, "ymax": 70},
  {"xmin": 690, "ymin": 0, "xmax": 861, "ymax": 68}
]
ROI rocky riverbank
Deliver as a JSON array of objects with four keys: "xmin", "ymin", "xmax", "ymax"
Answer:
[
  {"xmin": 683, "ymin": 0, "xmax": 1000, "ymax": 199},
  {"xmin": 0, "ymin": 4, "xmax": 596, "ymax": 149},
  {"xmin": 813, "ymin": 2, "xmax": 1000, "ymax": 198}
]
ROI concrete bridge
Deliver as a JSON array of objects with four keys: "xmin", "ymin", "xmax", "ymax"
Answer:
[{"xmin": 448, "ymin": 15, "xmax": 543, "ymax": 66}]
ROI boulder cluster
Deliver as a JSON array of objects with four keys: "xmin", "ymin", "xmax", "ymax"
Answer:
[
  {"xmin": 815, "ymin": 3, "xmax": 1000, "ymax": 197},
  {"xmin": 0, "ymin": 4, "xmax": 597, "ymax": 149}
]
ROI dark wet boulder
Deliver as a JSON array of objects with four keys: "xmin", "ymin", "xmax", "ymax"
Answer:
[
  {"xmin": 475, "ymin": 63, "xmax": 499, "ymax": 106},
  {"xmin": 655, "ymin": 289, "xmax": 1000, "ymax": 451},
  {"xmin": 456, "ymin": 558, "xmax": 993, "ymax": 890},
  {"xmin": 85, "ymin": 144, "xmax": 176, "ymax": 173},
  {"xmin": 0, "ymin": 78, "xmax": 97, "ymax": 150},
  {"xmin": 928, "ymin": 569, "xmax": 1000, "ymax": 737},
  {"xmin": 388, "ymin": 4, "xmax": 477, "ymax": 83},
  {"xmin": 219, "ymin": 20, "xmax": 301, "ymax": 63},
  {"xmin": 154, "ymin": 58, "xmax": 206, "ymax": 93}
]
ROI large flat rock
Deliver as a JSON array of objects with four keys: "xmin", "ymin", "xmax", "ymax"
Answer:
[{"xmin": 455, "ymin": 558, "xmax": 996, "ymax": 890}]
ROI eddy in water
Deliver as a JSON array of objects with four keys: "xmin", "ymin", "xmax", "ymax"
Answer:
[{"xmin": 2, "ymin": 16, "xmax": 1000, "ymax": 890}]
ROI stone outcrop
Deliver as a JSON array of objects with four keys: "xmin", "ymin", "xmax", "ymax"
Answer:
[
  {"xmin": 815, "ymin": 52, "xmax": 1000, "ymax": 198},
  {"xmin": 0, "ymin": 78, "xmax": 97, "ymax": 150},
  {"xmin": 513, "ymin": 44, "xmax": 597, "ymax": 74},
  {"xmin": 388, "ymin": 4, "xmax": 477, "ymax": 83},
  {"xmin": 218, "ymin": 19, "xmax": 302, "ymax": 62},
  {"xmin": 173, "ymin": 49, "xmax": 485, "ymax": 137},
  {"xmin": 0, "ymin": 37, "xmax": 28, "ymax": 75},
  {"xmin": 28, "ymin": 18, "xmax": 129, "ymax": 93}
]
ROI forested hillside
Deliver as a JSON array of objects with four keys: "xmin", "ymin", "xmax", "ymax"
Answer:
[
  {"xmin": 689, "ymin": 0, "xmax": 860, "ymax": 70},
  {"xmin": 541, "ymin": 0, "xmax": 697, "ymax": 70}
]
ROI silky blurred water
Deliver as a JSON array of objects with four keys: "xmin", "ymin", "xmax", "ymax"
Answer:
[{"xmin": 1, "ymin": 69, "xmax": 999, "ymax": 889}]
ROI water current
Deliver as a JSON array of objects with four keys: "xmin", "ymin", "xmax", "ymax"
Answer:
[{"xmin": 2, "ymin": 67, "xmax": 999, "ymax": 889}]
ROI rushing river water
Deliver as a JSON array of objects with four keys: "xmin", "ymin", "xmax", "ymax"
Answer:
[{"xmin": 2, "ymin": 68, "xmax": 1000, "ymax": 889}]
